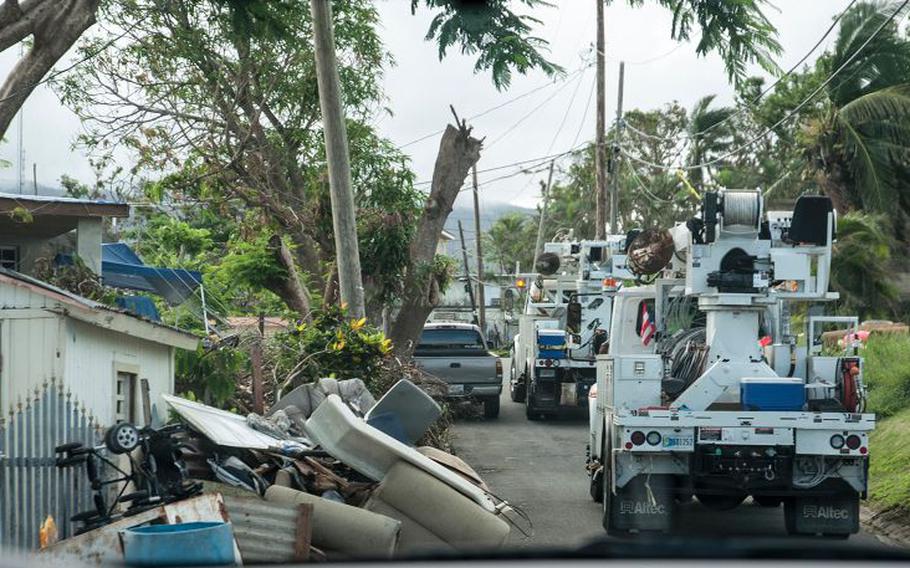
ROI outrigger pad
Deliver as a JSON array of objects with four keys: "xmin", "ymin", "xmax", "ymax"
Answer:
[
  {"xmin": 787, "ymin": 492, "xmax": 859, "ymax": 535},
  {"xmin": 610, "ymin": 475, "xmax": 675, "ymax": 533}
]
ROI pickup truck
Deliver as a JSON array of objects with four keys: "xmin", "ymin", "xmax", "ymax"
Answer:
[{"xmin": 413, "ymin": 322, "xmax": 503, "ymax": 418}]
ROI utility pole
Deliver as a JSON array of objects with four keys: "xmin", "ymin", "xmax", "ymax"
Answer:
[
  {"xmin": 310, "ymin": 0, "xmax": 365, "ymax": 318},
  {"xmin": 534, "ymin": 160, "xmax": 555, "ymax": 261},
  {"xmin": 609, "ymin": 61, "xmax": 625, "ymax": 233},
  {"xmin": 471, "ymin": 166, "xmax": 486, "ymax": 333},
  {"xmin": 457, "ymin": 220, "xmax": 478, "ymax": 326},
  {"xmin": 594, "ymin": 0, "xmax": 607, "ymax": 239},
  {"xmin": 32, "ymin": 163, "xmax": 37, "ymax": 196}
]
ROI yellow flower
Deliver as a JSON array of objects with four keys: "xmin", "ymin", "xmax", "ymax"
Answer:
[
  {"xmin": 379, "ymin": 338, "xmax": 393, "ymax": 355},
  {"xmin": 296, "ymin": 323, "xmax": 306, "ymax": 332},
  {"xmin": 350, "ymin": 317, "xmax": 367, "ymax": 331},
  {"xmin": 331, "ymin": 340, "xmax": 346, "ymax": 351}
]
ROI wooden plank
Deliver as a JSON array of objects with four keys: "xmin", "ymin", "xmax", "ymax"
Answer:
[{"xmin": 293, "ymin": 503, "xmax": 314, "ymax": 561}]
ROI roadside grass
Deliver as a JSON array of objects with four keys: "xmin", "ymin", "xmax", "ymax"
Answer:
[
  {"xmin": 862, "ymin": 334, "xmax": 910, "ymax": 418},
  {"xmin": 863, "ymin": 334, "xmax": 910, "ymax": 510},
  {"xmin": 868, "ymin": 407, "xmax": 910, "ymax": 510}
]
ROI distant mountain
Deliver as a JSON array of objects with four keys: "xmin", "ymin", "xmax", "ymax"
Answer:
[{"xmin": 0, "ymin": 179, "xmax": 67, "ymax": 197}]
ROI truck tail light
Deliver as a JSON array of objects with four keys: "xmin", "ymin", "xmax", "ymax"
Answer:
[
  {"xmin": 646, "ymin": 431, "xmax": 661, "ymax": 446},
  {"xmin": 846, "ymin": 434, "xmax": 861, "ymax": 450},
  {"xmin": 829, "ymin": 434, "xmax": 845, "ymax": 449},
  {"xmin": 630, "ymin": 431, "xmax": 646, "ymax": 446},
  {"xmin": 495, "ymin": 359, "xmax": 502, "ymax": 378}
]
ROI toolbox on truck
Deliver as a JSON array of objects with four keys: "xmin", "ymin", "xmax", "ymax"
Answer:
[
  {"xmin": 740, "ymin": 377, "xmax": 806, "ymax": 411},
  {"xmin": 537, "ymin": 330, "xmax": 567, "ymax": 359}
]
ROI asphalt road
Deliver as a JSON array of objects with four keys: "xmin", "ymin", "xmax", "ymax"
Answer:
[{"xmin": 452, "ymin": 370, "xmax": 896, "ymax": 554}]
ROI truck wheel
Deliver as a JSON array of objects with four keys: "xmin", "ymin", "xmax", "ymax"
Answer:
[
  {"xmin": 483, "ymin": 396, "xmax": 500, "ymax": 419},
  {"xmin": 510, "ymin": 382, "xmax": 526, "ymax": 402},
  {"xmin": 590, "ymin": 466, "xmax": 604, "ymax": 503},
  {"xmin": 525, "ymin": 398, "xmax": 540, "ymax": 421}
]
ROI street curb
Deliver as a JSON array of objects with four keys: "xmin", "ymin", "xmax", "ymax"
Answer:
[{"xmin": 862, "ymin": 505, "xmax": 910, "ymax": 548}]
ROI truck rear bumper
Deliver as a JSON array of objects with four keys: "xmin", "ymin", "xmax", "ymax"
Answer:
[{"xmin": 446, "ymin": 384, "xmax": 502, "ymax": 398}]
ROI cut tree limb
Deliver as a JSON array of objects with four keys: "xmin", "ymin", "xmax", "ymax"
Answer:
[
  {"xmin": 389, "ymin": 113, "xmax": 483, "ymax": 357},
  {"xmin": 268, "ymin": 234, "xmax": 313, "ymax": 323}
]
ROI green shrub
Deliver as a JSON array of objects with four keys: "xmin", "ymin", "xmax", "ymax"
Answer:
[
  {"xmin": 869, "ymin": 407, "xmax": 910, "ymax": 510},
  {"xmin": 862, "ymin": 334, "xmax": 910, "ymax": 417}
]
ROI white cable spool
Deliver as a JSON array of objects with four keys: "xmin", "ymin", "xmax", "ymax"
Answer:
[{"xmin": 720, "ymin": 190, "xmax": 762, "ymax": 234}]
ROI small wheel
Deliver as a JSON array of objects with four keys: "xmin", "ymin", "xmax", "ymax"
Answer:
[
  {"xmin": 55, "ymin": 442, "xmax": 83, "ymax": 453},
  {"xmin": 105, "ymin": 423, "xmax": 140, "ymax": 454},
  {"xmin": 483, "ymin": 396, "xmax": 501, "ymax": 418}
]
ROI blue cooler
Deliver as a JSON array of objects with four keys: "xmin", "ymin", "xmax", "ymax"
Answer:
[
  {"xmin": 740, "ymin": 377, "xmax": 805, "ymax": 411},
  {"xmin": 537, "ymin": 330, "xmax": 567, "ymax": 359}
]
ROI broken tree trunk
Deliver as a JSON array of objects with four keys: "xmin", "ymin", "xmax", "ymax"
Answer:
[
  {"xmin": 268, "ymin": 234, "xmax": 313, "ymax": 323},
  {"xmin": 389, "ymin": 115, "xmax": 482, "ymax": 358}
]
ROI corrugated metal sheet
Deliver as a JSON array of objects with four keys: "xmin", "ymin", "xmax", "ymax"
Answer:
[{"xmin": 223, "ymin": 495, "xmax": 311, "ymax": 563}]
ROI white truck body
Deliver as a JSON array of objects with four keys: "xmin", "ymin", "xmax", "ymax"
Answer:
[
  {"xmin": 587, "ymin": 191, "xmax": 874, "ymax": 537},
  {"xmin": 510, "ymin": 237, "xmax": 633, "ymax": 418}
]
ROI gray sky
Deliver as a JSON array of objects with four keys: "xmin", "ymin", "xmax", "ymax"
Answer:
[{"xmin": 0, "ymin": 0, "xmax": 852, "ymax": 211}]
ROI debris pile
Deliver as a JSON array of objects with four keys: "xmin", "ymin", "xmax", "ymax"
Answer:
[{"xmin": 43, "ymin": 378, "xmax": 516, "ymax": 564}]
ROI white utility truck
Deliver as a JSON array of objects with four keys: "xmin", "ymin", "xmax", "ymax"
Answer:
[
  {"xmin": 511, "ymin": 237, "xmax": 634, "ymax": 419},
  {"xmin": 587, "ymin": 190, "xmax": 874, "ymax": 537}
]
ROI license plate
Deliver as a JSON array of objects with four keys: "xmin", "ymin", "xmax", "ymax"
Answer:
[
  {"xmin": 663, "ymin": 436, "xmax": 694, "ymax": 449},
  {"xmin": 538, "ymin": 369, "xmax": 556, "ymax": 378},
  {"xmin": 448, "ymin": 384, "xmax": 465, "ymax": 395}
]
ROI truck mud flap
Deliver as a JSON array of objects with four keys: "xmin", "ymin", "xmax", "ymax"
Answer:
[
  {"xmin": 609, "ymin": 475, "xmax": 674, "ymax": 533},
  {"xmin": 785, "ymin": 493, "xmax": 859, "ymax": 536}
]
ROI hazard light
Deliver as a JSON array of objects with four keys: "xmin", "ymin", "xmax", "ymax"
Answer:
[
  {"xmin": 602, "ymin": 277, "xmax": 619, "ymax": 289},
  {"xmin": 515, "ymin": 278, "xmax": 527, "ymax": 289}
]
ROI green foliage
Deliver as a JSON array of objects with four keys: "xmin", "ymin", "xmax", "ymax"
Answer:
[
  {"xmin": 413, "ymin": 0, "xmax": 562, "ymax": 90},
  {"xmin": 831, "ymin": 212, "xmax": 898, "ymax": 319},
  {"xmin": 267, "ymin": 304, "xmax": 393, "ymax": 392},
  {"xmin": 176, "ymin": 343, "xmax": 250, "ymax": 407},
  {"xmin": 868, "ymin": 406, "xmax": 910, "ymax": 509},
  {"xmin": 862, "ymin": 333, "xmax": 910, "ymax": 418},
  {"xmin": 626, "ymin": 0, "xmax": 781, "ymax": 85},
  {"xmin": 483, "ymin": 211, "xmax": 537, "ymax": 274}
]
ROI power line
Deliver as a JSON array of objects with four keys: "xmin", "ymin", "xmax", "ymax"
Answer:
[
  {"xmin": 395, "ymin": 62, "xmax": 593, "ymax": 149},
  {"xmin": 618, "ymin": 0, "xmax": 910, "ymax": 172}
]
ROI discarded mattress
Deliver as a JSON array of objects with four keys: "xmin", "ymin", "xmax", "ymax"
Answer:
[
  {"xmin": 272, "ymin": 377, "xmax": 376, "ymax": 419},
  {"xmin": 305, "ymin": 394, "xmax": 501, "ymax": 514},
  {"xmin": 365, "ymin": 379, "xmax": 441, "ymax": 444},
  {"xmin": 365, "ymin": 461, "xmax": 509, "ymax": 553},
  {"xmin": 163, "ymin": 394, "xmax": 284, "ymax": 450},
  {"xmin": 265, "ymin": 485, "xmax": 400, "ymax": 558}
]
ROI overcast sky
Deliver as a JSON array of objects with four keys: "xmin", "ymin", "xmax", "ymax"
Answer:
[{"xmin": 0, "ymin": 0, "xmax": 852, "ymax": 212}]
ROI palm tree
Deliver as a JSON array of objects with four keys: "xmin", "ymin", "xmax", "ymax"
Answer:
[
  {"xmin": 686, "ymin": 95, "xmax": 736, "ymax": 189},
  {"xmin": 830, "ymin": 212, "xmax": 898, "ymax": 319},
  {"xmin": 803, "ymin": 2, "xmax": 910, "ymax": 219}
]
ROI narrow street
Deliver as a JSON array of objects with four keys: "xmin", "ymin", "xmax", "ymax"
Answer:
[{"xmin": 452, "ymin": 367, "xmax": 893, "ymax": 553}]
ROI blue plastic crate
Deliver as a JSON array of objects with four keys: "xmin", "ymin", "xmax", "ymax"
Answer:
[{"xmin": 740, "ymin": 377, "xmax": 805, "ymax": 411}]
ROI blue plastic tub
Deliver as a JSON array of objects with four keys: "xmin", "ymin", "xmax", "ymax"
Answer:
[
  {"xmin": 741, "ymin": 378, "xmax": 805, "ymax": 411},
  {"xmin": 121, "ymin": 522, "xmax": 235, "ymax": 566}
]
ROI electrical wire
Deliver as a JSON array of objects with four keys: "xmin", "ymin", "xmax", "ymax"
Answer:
[{"xmin": 617, "ymin": 0, "xmax": 910, "ymax": 172}]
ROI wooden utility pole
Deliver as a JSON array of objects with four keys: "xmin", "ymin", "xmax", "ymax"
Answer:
[
  {"xmin": 594, "ymin": 0, "xmax": 607, "ymax": 239},
  {"xmin": 457, "ymin": 220, "xmax": 478, "ymax": 325},
  {"xmin": 310, "ymin": 0, "xmax": 365, "ymax": 318},
  {"xmin": 534, "ymin": 160, "xmax": 556, "ymax": 261},
  {"xmin": 471, "ymin": 166, "xmax": 486, "ymax": 333},
  {"xmin": 250, "ymin": 313, "xmax": 265, "ymax": 414},
  {"xmin": 609, "ymin": 61, "xmax": 625, "ymax": 233}
]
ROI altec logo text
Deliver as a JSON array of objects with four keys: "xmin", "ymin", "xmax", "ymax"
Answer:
[
  {"xmin": 802, "ymin": 505, "xmax": 849, "ymax": 520},
  {"xmin": 619, "ymin": 501, "xmax": 666, "ymax": 515}
]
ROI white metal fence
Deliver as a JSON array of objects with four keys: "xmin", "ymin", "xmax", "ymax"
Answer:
[{"xmin": 0, "ymin": 379, "xmax": 103, "ymax": 550}]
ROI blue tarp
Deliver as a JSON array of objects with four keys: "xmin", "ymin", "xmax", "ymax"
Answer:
[
  {"xmin": 57, "ymin": 243, "xmax": 203, "ymax": 306},
  {"xmin": 101, "ymin": 243, "xmax": 202, "ymax": 306},
  {"xmin": 114, "ymin": 295, "xmax": 161, "ymax": 321}
]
